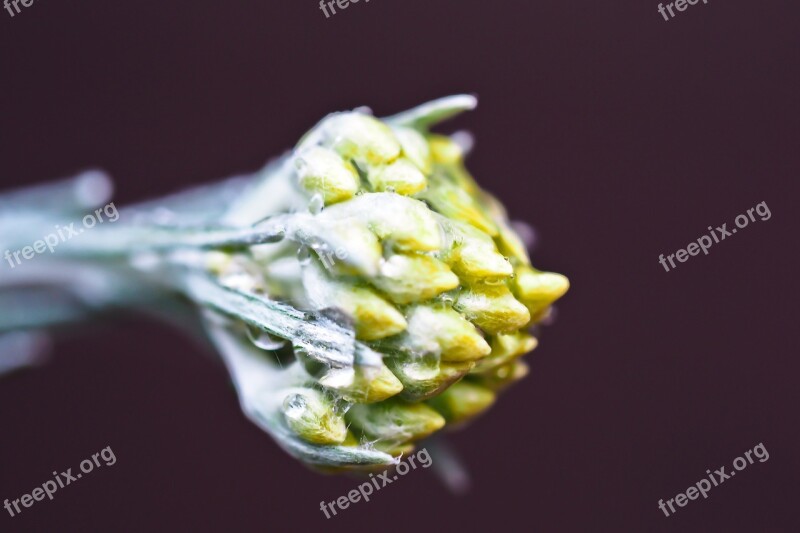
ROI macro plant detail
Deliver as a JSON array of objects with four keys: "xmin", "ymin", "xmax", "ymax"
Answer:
[{"xmin": 0, "ymin": 95, "xmax": 569, "ymax": 472}]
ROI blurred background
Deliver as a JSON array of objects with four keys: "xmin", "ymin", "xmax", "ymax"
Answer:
[{"xmin": 1, "ymin": 0, "xmax": 799, "ymax": 531}]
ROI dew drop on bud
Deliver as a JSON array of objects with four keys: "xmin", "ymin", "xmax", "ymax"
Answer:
[
  {"xmin": 331, "ymin": 397, "xmax": 354, "ymax": 416},
  {"xmin": 308, "ymin": 193, "xmax": 324, "ymax": 215},
  {"xmin": 297, "ymin": 245, "xmax": 312, "ymax": 266},
  {"xmin": 438, "ymin": 292, "xmax": 456, "ymax": 306},
  {"xmin": 247, "ymin": 325, "xmax": 288, "ymax": 351},
  {"xmin": 283, "ymin": 394, "xmax": 307, "ymax": 418},
  {"xmin": 262, "ymin": 228, "xmax": 286, "ymax": 243}
]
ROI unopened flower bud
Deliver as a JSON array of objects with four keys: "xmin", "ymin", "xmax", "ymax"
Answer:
[
  {"xmin": 385, "ymin": 358, "xmax": 475, "ymax": 402},
  {"xmin": 392, "ymin": 126, "xmax": 432, "ymax": 174},
  {"xmin": 372, "ymin": 254, "xmax": 459, "ymax": 304},
  {"xmin": 303, "ymin": 260, "xmax": 407, "ymax": 341},
  {"xmin": 281, "ymin": 388, "xmax": 348, "ymax": 445},
  {"xmin": 438, "ymin": 219, "xmax": 512, "ymax": 279},
  {"xmin": 367, "ymin": 158, "xmax": 427, "ymax": 196},
  {"xmin": 321, "ymin": 193, "xmax": 443, "ymax": 252},
  {"xmin": 428, "ymin": 134, "xmax": 464, "ymax": 165},
  {"xmin": 471, "ymin": 360, "xmax": 530, "ymax": 392},
  {"xmin": 322, "ymin": 363, "xmax": 404, "ymax": 404},
  {"xmin": 427, "ymin": 381, "xmax": 496, "ymax": 425},
  {"xmin": 325, "ymin": 113, "xmax": 401, "ymax": 166},
  {"xmin": 472, "ymin": 332, "xmax": 537, "ymax": 373},
  {"xmin": 512, "ymin": 265, "xmax": 570, "ymax": 316},
  {"xmin": 421, "ymin": 172, "xmax": 498, "ymax": 236},
  {"xmin": 402, "ymin": 305, "xmax": 491, "ymax": 362},
  {"xmin": 347, "ymin": 399, "xmax": 445, "ymax": 444},
  {"xmin": 294, "ymin": 146, "xmax": 360, "ymax": 204},
  {"xmin": 454, "ymin": 282, "xmax": 530, "ymax": 334}
]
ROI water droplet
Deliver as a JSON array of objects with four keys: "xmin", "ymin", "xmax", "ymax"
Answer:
[
  {"xmin": 283, "ymin": 394, "xmax": 307, "ymax": 418},
  {"xmin": 355, "ymin": 190, "xmax": 365, "ymax": 196},
  {"xmin": 297, "ymin": 245, "xmax": 311, "ymax": 266},
  {"xmin": 247, "ymin": 326, "xmax": 287, "ymax": 351},
  {"xmin": 294, "ymin": 157, "xmax": 307, "ymax": 171},
  {"xmin": 438, "ymin": 292, "xmax": 456, "ymax": 306},
  {"xmin": 385, "ymin": 186, "xmax": 396, "ymax": 194},
  {"xmin": 308, "ymin": 193, "xmax": 324, "ymax": 214},
  {"xmin": 262, "ymin": 228, "xmax": 286, "ymax": 243},
  {"xmin": 331, "ymin": 397, "xmax": 354, "ymax": 415}
]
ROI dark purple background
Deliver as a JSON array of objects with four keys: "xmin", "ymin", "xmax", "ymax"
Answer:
[{"xmin": 1, "ymin": 0, "xmax": 798, "ymax": 531}]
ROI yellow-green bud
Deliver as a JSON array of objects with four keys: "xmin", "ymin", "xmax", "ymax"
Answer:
[
  {"xmin": 494, "ymin": 219, "xmax": 531, "ymax": 266},
  {"xmin": 326, "ymin": 114, "xmax": 401, "ymax": 166},
  {"xmin": 471, "ymin": 360, "xmax": 530, "ymax": 392},
  {"xmin": 385, "ymin": 357, "xmax": 475, "ymax": 402},
  {"xmin": 367, "ymin": 159, "xmax": 427, "ymax": 196},
  {"xmin": 404, "ymin": 305, "xmax": 491, "ymax": 362},
  {"xmin": 438, "ymin": 219, "xmax": 512, "ymax": 280},
  {"xmin": 475, "ymin": 191, "xmax": 530, "ymax": 264},
  {"xmin": 513, "ymin": 265, "xmax": 570, "ymax": 316},
  {"xmin": 294, "ymin": 146, "xmax": 360, "ymax": 204},
  {"xmin": 421, "ymin": 172, "xmax": 498, "ymax": 236},
  {"xmin": 321, "ymin": 364, "xmax": 404, "ymax": 404},
  {"xmin": 321, "ymin": 193, "xmax": 443, "ymax": 252},
  {"xmin": 347, "ymin": 400, "xmax": 445, "ymax": 444},
  {"xmin": 454, "ymin": 282, "xmax": 531, "ymax": 334},
  {"xmin": 428, "ymin": 134, "xmax": 464, "ymax": 165},
  {"xmin": 392, "ymin": 126, "xmax": 432, "ymax": 174},
  {"xmin": 371, "ymin": 440, "xmax": 417, "ymax": 457},
  {"xmin": 281, "ymin": 388, "xmax": 348, "ymax": 445},
  {"xmin": 472, "ymin": 332, "xmax": 537, "ymax": 373},
  {"xmin": 427, "ymin": 381, "xmax": 496, "ymax": 425},
  {"xmin": 293, "ymin": 216, "xmax": 383, "ymax": 277},
  {"xmin": 303, "ymin": 260, "xmax": 407, "ymax": 341},
  {"xmin": 372, "ymin": 254, "xmax": 459, "ymax": 304}
]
